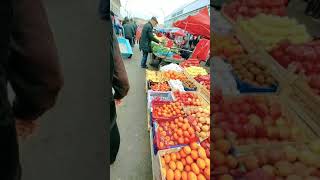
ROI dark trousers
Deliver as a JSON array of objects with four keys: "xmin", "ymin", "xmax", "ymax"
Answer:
[
  {"xmin": 141, "ymin": 51, "xmax": 149, "ymax": 67},
  {"xmin": 306, "ymin": 0, "xmax": 320, "ymax": 18},
  {"xmin": 0, "ymin": 123, "xmax": 21, "ymax": 180},
  {"xmin": 110, "ymin": 122, "xmax": 120, "ymax": 164}
]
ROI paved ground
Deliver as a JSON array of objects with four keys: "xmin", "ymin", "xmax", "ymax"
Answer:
[{"xmin": 110, "ymin": 45, "xmax": 153, "ymax": 180}]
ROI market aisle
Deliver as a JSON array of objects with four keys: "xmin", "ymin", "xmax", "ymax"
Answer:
[{"xmin": 110, "ymin": 45, "xmax": 153, "ymax": 180}]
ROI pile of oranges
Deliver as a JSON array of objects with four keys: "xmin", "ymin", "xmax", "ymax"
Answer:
[
  {"xmin": 160, "ymin": 142, "xmax": 210, "ymax": 180},
  {"xmin": 163, "ymin": 71, "xmax": 187, "ymax": 81},
  {"xmin": 158, "ymin": 117, "xmax": 197, "ymax": 149},
  {"xmin": 150, "ymin": 82, "xmax": 171, "ymax": 91},
  {"xmin": 153, "ymin": 102, "xmax": 184, "ymax": 118}
]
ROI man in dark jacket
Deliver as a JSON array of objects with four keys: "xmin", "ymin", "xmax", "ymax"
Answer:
[
  {"xmin": 139, "ymin": 17, "xmax": 160, "ymax": 69},
  {"xmin": 1, "ymin": 0, "xmax": 63, "ymax": 179}
]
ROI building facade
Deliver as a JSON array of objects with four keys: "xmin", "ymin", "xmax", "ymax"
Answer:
[
  {"xmin": 164, "ymin": 0, "xmax": 210, "ymax": 28},
  {"xmin": 111, "ymin": 0, "xmax": 122, "ymax": 18}
]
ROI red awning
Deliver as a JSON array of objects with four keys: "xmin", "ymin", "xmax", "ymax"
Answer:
[{"xmin": 173, "ymin": 8, "xmax": 210, "ymax": 39}]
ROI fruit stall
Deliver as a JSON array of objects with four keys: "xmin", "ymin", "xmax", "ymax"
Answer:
[
  {"xmin": 209, "ymin": 0, "xmax": 320, "ymax": 179},
  {"xmin": 146, "ymin": 61, "xmax": 211, "ymax": 179}
]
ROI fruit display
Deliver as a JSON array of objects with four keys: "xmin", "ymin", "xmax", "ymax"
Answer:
[
  {"xmin": 156, "ymin": 117, "xmax": 198, "ymax": 149},
  {"xmin": 150, "ymin": 81, "xmax": 171, "ymax": 91},
  {"xmin": 212, "ymin": 35, "xmax": 246, "ymax": 58},
  {"xmin": 185, "ymin": 107, "xmax": 210, "ymax": 139},
  {"xmin": 212, "ymin": 95, "xmax": 306, "ymax": 146},
  {"xmin": 239, "ymin": 14, "xmax": 311, "ymax": 50},
  {"xmin": 185, "ymin": 66, "xmax": 208, "ymax": 78},
  {"xmin": 200, "ymin": 138, "xmax": 210, "ymax": 158},
  {"xmin": 238, "ymin": 146, "xmax": 320, "ymax": 179},
  {"xmin": 212, "ymin": 127, "xmax": 244, "ymax": 179},
  {"xmin": 146, "ymin": 70, "xmax": 164, "ymax": 82},
  {"xmin": 182, "ymin": 79, "xmax": 197, "ymax": 90},
  {"xmin": 223, "ymin": 0, "xmax": 287, "ymax": 21},
  {"xmin": 173, "ymin": 91, "xmax": 203, "ymax": 106},
  {"xmin": 270, "ymin": 40, "xmax": 320, "ymax": 95},
  {"xmin": 163, "ymin": 71, "xmax": 187, "ymax": 81},
  {"xmin": 194, "ymin": 75, "xmax": 210, "ymax": 91},
  {"xmin": 152, "ymin": 102, "xmax": 184, "ymax": 119},
  {"xmin": 159, "ymin": 142, "xmax": 210, "ymax": 180},
  {"xmin": 180, "ymin": 59, "xmax": 200, "ymax": 68},
  {"xmin": 228, "ymin": 55, "xmax": 277, "ymax": 87}
]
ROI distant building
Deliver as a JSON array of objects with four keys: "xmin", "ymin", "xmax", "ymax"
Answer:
[
  {"xmin": 164, "ymin": 0, "xmax": 210, "ymax": 28},
  {"xmin": 111, "ymin": 0, "xmax": 121, "ymax": 18}
]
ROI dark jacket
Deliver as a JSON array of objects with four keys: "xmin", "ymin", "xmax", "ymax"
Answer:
[
  {"xmin": 110, "ymin": 31, "xmax": 129, "ymax": 128},
  {"xmin": 123, "ymin": 23, "xmax": 134, "ymax": 38},
  {"xmin": 139, "ymin": 22, "xmax": 160, "ymax": 52},
  {"xmin": 8, "ymin": 0, "xmax": 63, "ymax": 122}
]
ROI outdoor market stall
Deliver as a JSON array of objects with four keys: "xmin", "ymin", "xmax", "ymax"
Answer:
[
  {"xmin": 210, "ymin": 1, "xmax": 320, "ymax": 179},
  {"xmin": 145, "ymin": 59, "xmax": 211, "ymax": 180}
]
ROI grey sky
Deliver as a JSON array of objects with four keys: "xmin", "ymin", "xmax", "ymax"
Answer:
[{"xmin": 120, "ymin": 0, "xmax": 195, "ymax": 24}]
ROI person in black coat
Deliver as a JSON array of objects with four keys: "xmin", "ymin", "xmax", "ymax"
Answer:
[
  {"xmin": 1, "ymin": 0, "xmax": 64, "ymax": 179},
  {"xmin": 139, "ymin": 17, "xmax": 160, "ymax": 68}
]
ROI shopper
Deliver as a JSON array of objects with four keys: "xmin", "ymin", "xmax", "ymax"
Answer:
[
  {"xmin": 139, "ymin": 17, "xmax": 160, "ymax": 69},
  {"xmin": 110, "ymin": 31, "xmax": 130, "ymax": 165},
  {"xmin": 1, "ymin": 0, "xmax": 63, "ymax": 179},
  {"xmin": 123, "ymin": 18, "xmax": 135, "ymax": 58}
]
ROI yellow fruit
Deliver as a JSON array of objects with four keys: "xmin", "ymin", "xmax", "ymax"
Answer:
[
  {"xmin": 204, "ymin": 158, "xmax": 210, "ymax": 168},
  {"xmin": 183, "ymin": 146, "xmax": 192, "ymax": 155},
  {"xmin": 174, "ymin": 170, "xmax": 181, "ymax": 180},
  {"xmin": 171, "ymin": 153, "xmax": 177, "ymax": 162},
  {"xmin": 166, "ymin": 169, "xmax": 174, "ymax": 180},
  {"xmin": 190, "ymin": 142, "xmax": 199, "ymax": 150},
  {"xmin": 188, "ymin": 172, "xmax": 197, "ymax": 180},
  {"xmin": 181, "ymin": 171, "xmax": 188, "ymax": 180},
  {"xmin": 197, "ymin": 174, "xmax": 206, "ymax": 180},
  {"xmin": 191, "ymin": 163, "xmax": 200, "ymax": 175},
  {"xmin": 169, "ymin": 161, "xmax": 177, "ymax": 171},
  {"xmin": 186, "ymin": 156, "xmax": 194, "ymax": 165},
  {"xmin": 198, "ymin": 147, "xmax": 207, "ymax": 159},
  {"xmin": 197, "ymin": 159, "xmax": 206, "ymax": 170},
  {"xmin": 191, "ymin": 150, "xmax": 199, "ymax": 160},
  {"xmin": 176, "ymin": 161, "xmax": 184, "ymax": 171},
  {"xmin": 165, "ymin": 154, "xmax": 171, "ymax": 164}
]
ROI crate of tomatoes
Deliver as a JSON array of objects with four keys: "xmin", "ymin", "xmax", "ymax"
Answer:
[
  {"xmin": 158, "ymin": 142, "xmax": 210, "ymax": 180},
  {"xmin": 151, "ymin": 101, "xmax": 185, "ymax": 122},
  {"xmin": 172, "ymin": 91, "xmax": 206, "ymax": 107},
  {"xmin": 154, "ymin": 117, "xmax": 199, "ymax": 151},
  {"xmin": 148, "ymin": 81, "xmax": 171, "ymax": 91}
]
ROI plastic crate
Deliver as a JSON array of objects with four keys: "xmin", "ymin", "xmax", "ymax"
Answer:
[
  {"xmin": 232, "ymin": 72, "xmax": 278, "ymax": 93},
  {"xmin": 117, "ymin": 37, "xmax": 133, "ymax": 59},
  {"xmin": 147, "ymin": 90, "xmax": 173, "ymax": 110},
  {"xmin": 147, "ymin": 81, "xmax": 171, "ymax": 91}
]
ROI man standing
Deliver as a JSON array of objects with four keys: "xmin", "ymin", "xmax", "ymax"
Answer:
[
  {"xmin": 1, "ymin": 0, "xmax": 63, "ymax": 179},
  {"xmin": 139, "ymin": 17, "xmax": 160, "ymax": 69}
]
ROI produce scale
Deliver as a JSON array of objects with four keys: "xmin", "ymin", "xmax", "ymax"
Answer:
[{"xmin": 209, "ymin": 0, "xmax": 320, "ymax": 179}]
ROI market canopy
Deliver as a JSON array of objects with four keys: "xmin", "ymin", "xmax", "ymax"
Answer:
[{"xmin": 173, "ymin": 8, "xmax": 210, "ymax": 39}]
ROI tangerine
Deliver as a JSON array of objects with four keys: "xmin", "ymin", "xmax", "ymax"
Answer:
[
  {"xmin": 197, "ymin": 174, "xmax": 206, "ymax": 180},
  {"xmin": 169, "ymin": 161, "xmax": 177, "ymax": 170},
  {"xmin": 198, "ymin": 147, "xmax": 207, "ymax": 159},
  {"xmin": 170, "ymin": 153, "xmax": 177, "ymax": 162},
  {"xmin": 185, "ymin": 165, "xmax": 191, "ymax": 172},
  {"xmin": 164, "ymin": 154, "xmax": 171, "ymax": 164},
  {"xmin": 187, "ymin": 172, "xmax": 197, "ymax": 180},
  {"xmin": 186, "ymin": 156, "xmax": 194, "ymax": 165},
  {"xmin": 174, "ymin": 170, "xmax": 181, "ymax": 180},
  {"xmin": 190, "ymin": 142, "xmax": 199, "ymax": 150},
  {"xmin": 176, "ymin": 161, "xmax": 184, "ymax": 171},
  {"xmin": 181, "ymin": 158, "xmax": 186, "ymax": 166},
  {"xmin": 191, "ymin": 150, "xmax": 198, "ymax": 160},
  {"xmin": 166, "ymin": 169, "xmax": 174, "ymax": 180},
  {"xmin": 183, "ymin": 146, "xmax": 192, "ymax": 155},
  {"xmin": 181, "ymin": 171, "xmax": 188, "ymax": 180},
  {"xmin": 180, "ymin": 150, "xmax": 187, "ymax": 158},
  {"xmin": 191, "ymin": 163, "xmax": 200, "ymax": 175},
  {"xmin": 196, "ymin": 159, "xmax": 206, "ymax": 170}
]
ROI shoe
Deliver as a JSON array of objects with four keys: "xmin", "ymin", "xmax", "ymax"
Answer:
[{"xmin": 141, "ymin": 66, "xmax": 148, "ymax": 69}]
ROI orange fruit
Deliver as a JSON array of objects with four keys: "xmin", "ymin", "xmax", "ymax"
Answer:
[
  {"xmin": 166, "ymin": 169, "xmax": 174, "ymax": 180},
  {"xmin": 178, "ymin": 137, "xmax": 184, "ymax": 144},
  {"xmin": 170, "ymin": 123, "xmax": 176, "ymax": 130},
  {"xmin": 198, "ymin": 147, "xmax": 207, "ymax": 159},
  {"xmin": 169, "ymin": 161, "xmax": 177, "ymax": 170},
  {"xmin": 183, "ymin": 146, "xmax": 192, "ymax": 155},
  {"xmin": 181, "ymin": 158, "xmax": 187, "ymax": 166},
  {"xmin": 171, "ymin": 153, "xmax": 177, "ymax": 162},
  {"xmin": 173, "ymin": 133, "xmax": 179, "ymax": 140},
  {"xmin": 177, "ymin": 129, "xmax": 183, "ymax": 136},
  {"xmin": 182, "ymin": 124, "xmax": 188, "ymax": 131},
  {"xmin": 161, "ymin": 131, "xmax": 167, "ymax": 136},
  {"xmin": 176, "ymin": 152, "xmax": 181, "ymax": 160},
  {"xmin": 188, "ymin": 172, "xmax": 197, "ymax": 180},
  {"xmin": 184, "ymin": 138, "xmax": 190, "ymax": 144},
  {"xmin": 191, "ymin": 163, "xmax": 200, "ymax": 175},
  {"xmin": 181, "ymin": 171, "xmax": 188, "ymax": 180},
  {"xmin": 185, "ymin": 165, "xmax": 191, "ymax": 172},
  {"xmin": 204, "ymin": 168, "xmax": 210, "ymax": 178},
  {"xmin": 197, "ymin": 174, "xmax": 206, "ymax": 180},
  {"xmin": 165, "ymin": 154, "xmax": 171, "ymax": 164},
  {"xmin": 180, "ymin": 150, "xmax": 187, "ymax": 158},
  {"xmin": 169, "ymin": 141, "xmax": 175, "ymax": 146},
  {"xmin": 196, "ymin": 159, "xmax": 206, "ymax": 170},
  {"xmin": 186, "ymin": 156, "xmax": 194, "ymax": 165},
  {"xmin": 183, "ymin": 131, "xmax": 190, "ymax": 137},
  {"xmin": 176, "ymin": 161, "xmax": 184, "ymax": 171},
  {"xmin": 190, "ymin": 142, "xmax": 199, "ymax": 150},
  {"xmin": 159, "ymin": 142, "xmax": 165, "ymax": 149},
  {"xmin": 191, "ymin": 150, "xmax": 198, "ymax": 160},
  {"xmin": 174, "ymin": 170, "xmax": 181, "ymax": 180}
]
